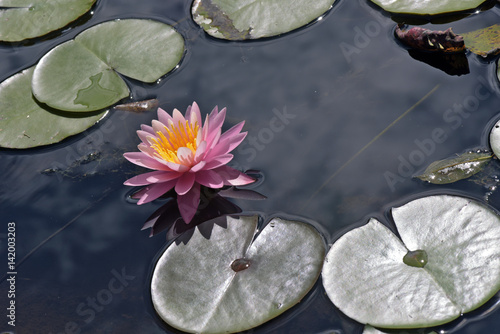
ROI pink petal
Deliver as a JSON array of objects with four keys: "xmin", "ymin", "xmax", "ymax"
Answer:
[
  {"xmin": 175, "ymin": 172, "xmax": 196, "ymax": 195},
  {"xmin": 124, "ymin": 170, "xmax": 167, "ymax": 186},
  {"xmin": 208, "ymin": 107, "xmax": 226, "ymax": 134},
  {"xmin": 137, "ymin": 130, "xmax": 155, "ymax": 145},
  {"xmin": 157, "ymin": 108, "xmax": 173, "ymax": 125},
  {"xmin": 195, "ymin": 170, "xmax": 224, "ymax": 188},
  {"xmin": 152, "ymin": 120, "xmax": 168, "ymax": 136},
  {"xmin": 172, "ymin": 108, "xmax": 185, "ymax": 125},
  {"xmin": 203, "ymin": 154, "xmax": 233, "ymax": 170},
  {"xmin": 140, "ymin": 124, "xmax": 155, "ymax": 135},
  {"xmin": 218, "ymin": 132, "xmax": 246, "ymax": 153},
  {"xmin": 123, "ymin": 152, "xmax": 170, "ymax": 171},
  {"xmin": 177, "ymin": 183, "xmax": 200, "ymax": 224},
  {"xmin": 215, "ymin": 166, "xmax": 255, "ymax": 186},
  {"xmin": 165, "ymin": 161, "xmax": 190, "ymax": 173},
  {"xmin": 190, "ymin": 160, "xmax": 207, "ymax": 172},
  {"xmin": 206, "ymin": 128, "xmax": 221, "ymax": 151},
  {"xmin": 194, "ymin": 141, "xmax": 207, "ymax": 162},
  {"xmin": 137, "ymin": 180, "xmax": 177, "ymax": 205},
  {"xmin": 189, "ymin": 102, "xmax": 202, "ymax": 127},
  {"xmin": 220, "ymin": 121, "xmax": 245, "ymax": 142},
  {"xmin": 146, "ymin": 171, "xmax": 182, "ymax": 183},
  {"xmin": 177, "ymin": 147, "xmax": 194, "ymax": 166},
  {"xmin": 204, "ymin": 140, "xmax": 230, "ymax": 161},
  {"xmin": 138, "ymin": 143, "xmax": 155, "ymax": 156}
]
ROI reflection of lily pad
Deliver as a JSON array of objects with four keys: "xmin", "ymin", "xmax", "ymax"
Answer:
[
  {"xmin": 32, "ymin": 19, "xmax": 185, "ymax": 112},
  {"xmin": 151, "ymin": 215, "xmax": 325, "ymax": 333},
  {"xmin": 323, "ymin": 195, "xmax": 500, "ymax": 329},
  {"xmin": 462, "ymin": 24, "xmax": 500, "ymax": 57},
  {"xmin": 0, "ymin": 0, "xmax": 96, "ymax": 42},
  {"xmin": 192, "ymin": 0, "xmax": 336, "ymax": 40},
  {"xmin": 0, "ymin": 66, "xmax": 106, "ymax": 149},
  {"xmin": 369, "ymin": 0, "xmax": 487, "ymax": 16}
]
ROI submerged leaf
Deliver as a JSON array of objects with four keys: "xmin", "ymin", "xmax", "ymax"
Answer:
[
  {"xmin": 32, "ymin": 19, "xmax": 184, "ymax": 112},
  {"xmin": 323, "ymin": 195, "xmax": 500, "ymax": 328},
  {"xmin": 151, "ymin": 215, "xmax": 325, "ymax": 333},
  {"xmin": 0, "ymin": 0, "xmax": 96, "ymax": 42},
  {"xmin": 192, "ymin": 0, "xmax": 336, "ymax": 40},
  {"xmin": 113, "ymin": 99, "xmax": 159, "ymax": 113},
  {"xmin": 415, "ymin": 151, "xmax": 492, "ymax": 184},
  {"xmin": 0, "ymin": 66, "xmax": 106, "ymax": 149},
  {"xmin": 462, "ymin": 24, "xmax": 500, "ymax": 57}
]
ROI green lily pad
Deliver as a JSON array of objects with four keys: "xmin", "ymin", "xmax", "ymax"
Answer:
[
  {"xmin": 462, "ymin": 24, "xmax": 500, "ymax": 57},
  {"xmin": 0, "ymin": 0, "xmax": 96, "ymax": 42},
  {"xmin": 0, "ymin": 66, "xmax": 106, "ymax": 149},
  {"xmin": 489, "ymin": 118, "xmax": 500, "ymax": 158},
  {"xmin": 32, "ymin": 19, "xmax": 184, "ymax": 112},
  {"xmin": 368, "ymin": 0, "xmax": 487, "ymax": 16},
  {"xmin": 322, "ymin": 195, "xmax": 500, "ymax": 329},
  {"xmin": 363, "ymin": 325, "xmax": 437, "ymax": 334},
  {"xmin": 415, "ymin": 151, "xmax": 492, "ymax": 184},
  {"xmin": 151, "ymin": 215, "xmax": 325, "ymax": 333},
  {"xmin": 191, "ymin": 0, "xmax": 336, "ymax": 40}
]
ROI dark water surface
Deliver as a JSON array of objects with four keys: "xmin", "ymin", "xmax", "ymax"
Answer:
[{"xmin": 2, "ymin": 0, "xmax": 500, "ymax": 333}]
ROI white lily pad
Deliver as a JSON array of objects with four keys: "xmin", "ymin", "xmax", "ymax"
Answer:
[
  {"xmin": 323, "ymin": 195, "xmax": 500, "ymax": 329},
  {"xmin": 0, "ymin": 0, "xmax": 96, "ymax": 42},
  {"xmin": 151, "ymin": 215, "xmax": 325, "ymax": 333},
  {"xmin": 490, "ymin": 118, "xmax": 500, "ymax": 158},
  {"xmin": 0, "ymin": 66, "xmax": 106, "ymax": 149},
  {"xmin": 368, "ymin": 0, "xmax": 487, "ymax": 16},
  {"xmin": 191, "ymin": 0, "xmax": 336, "ymax": 40},
  {"xmin": 32, "ymin": 19, "xmax": 184, "ymax": 112}
]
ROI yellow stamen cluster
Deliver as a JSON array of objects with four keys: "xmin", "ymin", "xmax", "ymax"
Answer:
[{"xmin": 150, "ymin": 120, "xmax": 199, "ymax": 164}]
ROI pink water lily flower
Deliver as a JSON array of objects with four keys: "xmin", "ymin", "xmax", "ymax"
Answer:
[{"xmin": 123, "ymin": 102, "xmax": 255, "ymax": 223}]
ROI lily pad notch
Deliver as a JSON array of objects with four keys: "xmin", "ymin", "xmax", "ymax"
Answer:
[
  {"xmin": 150, "ymin": 215, "xmax": 325, "ymax": 333},
  {"xmin": 322, "ymin": 194, "xmax": 500, "ymax": 329},
  {"xmin": 31, "ymin": 19, "xmax": 185, "ymax": 112}
]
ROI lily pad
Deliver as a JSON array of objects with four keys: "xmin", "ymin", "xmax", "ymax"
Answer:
[
  {"xmin": 363, "ymin": 325, "xmax": 437, "ymax": 334},
  {"xmin": 368, "ymin": 0, "xmax": 487, "ymax": 16},
  {"xmin": 0, "ymin": 66, "xmax": 106, "ymax": 149},
  {"xmin": 490, "ymin": 118, "xmax": 500, "ymax": 158},
  {"xmin": 462, "ymin": 24, "xmax": 500, "ymax": 57},
  {"xmin": 415, "ymin": 151, "xmax": 492, "ymax": 184},
  {"xmin": 32, "ymin": 19, "xmax": 184, "ymax": 112},
  {"xmin": 0, "ymin": 0, "xmax": 96, "ymax": 42},
  {"xmin": 191, "ymin": 0, "xmax": 336, "ymax": 40},
  {"xmin": 322, "ymin": 195, "xmax": 500, "ymax": 329},
  {"xmin": 151, "ymin": 215, "xmax": 325, "ymax": 333}
]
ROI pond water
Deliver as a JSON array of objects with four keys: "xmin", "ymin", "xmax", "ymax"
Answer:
[{"xmin": 2, "ymin": 0, "xmax": 500, "ymax": 333}]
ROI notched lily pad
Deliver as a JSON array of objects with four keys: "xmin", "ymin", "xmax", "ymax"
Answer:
[
  {"xmin": 369, "ymin": 0, "xmax": 488, "ymax": 16},
  {"xmin": 192, "ymin": 0, "xmax": 336, "ymax": 40},
  {"xmin": 462, "ymin": 24, "xmax": 500, "ymax": 57},
  {"xmin": 151, "ymin": 215, "xmax": 325, "ymax": 333},
  {"xmin": 0, "ymin": 66, "xmax": 106, "ymax": 149},
  {"xmin": 490, "ymin": 118, "xmax": 500, "ymax": 159},
  {"xmin": 415, "ymin": 151, "xmax": 492, "ymax": 184},
  {"xmin": 32, "ymin": 19, "xmax": 185, "ymax": 112},
  {"xmin": 323, "ymin": 195, "xmax": 500, "ymax": 329},
  {"xmin": 0, "ymin": 0, "xmax": 96, "ymax": 42}
]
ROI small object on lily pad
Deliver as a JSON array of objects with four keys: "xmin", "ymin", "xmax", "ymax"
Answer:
[
  {"xmin": 151, "ymin": 215, "xmax": 325, "ymax": 333},
  {"xmin": 32, "ymin": 19, "xmax": 184, "ymax": 112},
  {"xmin": 0, "ymin": 66, "xmax": 106, "ymax": 149},
  {"xmin": 322, "ymin": 195, "xmax": 500, "ymax": 329},
  {"xmin": 0, "ymin": 0, "xmax": 96, "ymax": 42},
  {"xmin": 191, "ymin": 0, "xmax": 336, "ymax": 40},
  {"xmin": 462, "ymin": 24, "xmax": 500, "ymax": 57},
  {"xmin": 369, "ymin": 0, "xmax": 488, "ymax": 16},
  {"xmin": 415, "ymin": 151, "xmax": 492, "ymax": 184},
  {"xmin": 395, "ymin": 25, "xmax": 465, "ymax": 53}
]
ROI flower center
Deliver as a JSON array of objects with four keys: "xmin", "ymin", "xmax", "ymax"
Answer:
[{"xmin": 150, "ymin": 120, "xmax": 199, "ymax": 164}]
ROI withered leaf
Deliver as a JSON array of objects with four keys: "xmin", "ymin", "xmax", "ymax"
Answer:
[{"xmin": 416, "ymin": 151, "xmax": 492, "ymax": 184}]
